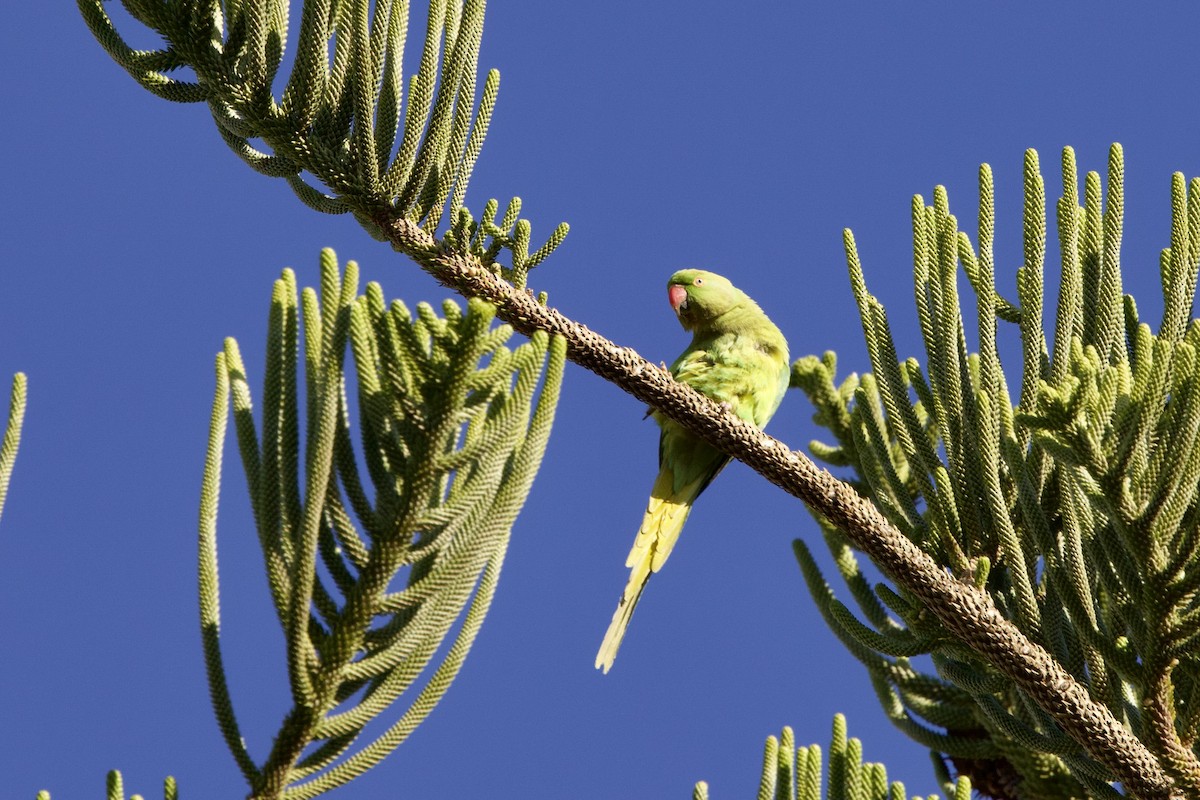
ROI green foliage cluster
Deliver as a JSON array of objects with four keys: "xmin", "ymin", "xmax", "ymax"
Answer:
[
  {"xmin": 694, "ymin": 715, "xmax": 971, "ymax": 800},
  {"xmin": 36, "ymin": 771, "xmax": 176, "ymax": 800},
  {"xmin": 200, "ymin": 249, "xmax": 565, "ymax": 798},
  {"xmin": 794, "ymin": 144, "xmax": 1200, "ymax": 797},
  {"xmin": 77, "ymin": 0, "xmax": 567, "ymax": 288}
]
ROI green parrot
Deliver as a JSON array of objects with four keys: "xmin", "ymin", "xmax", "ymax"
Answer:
[{"xmin": 596, "ymin": 269, "xmax": 790, "ymax": 673}]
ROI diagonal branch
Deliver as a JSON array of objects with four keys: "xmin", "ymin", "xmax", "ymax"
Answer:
[{"xmin": 372, "ymin": 211, "xmax": 1180, "ymax": 800}]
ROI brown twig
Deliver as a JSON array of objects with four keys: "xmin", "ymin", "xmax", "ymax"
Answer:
[{"xmin": 373, "ymin": 212, "xmax": 1180, "ymax": 800}]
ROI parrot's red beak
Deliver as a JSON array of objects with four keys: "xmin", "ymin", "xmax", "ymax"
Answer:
[{"xmin": 668, "ymin": 284, "xmax": 688, "ymax": 313}]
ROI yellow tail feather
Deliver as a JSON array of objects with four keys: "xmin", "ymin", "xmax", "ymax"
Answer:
[
  {"xmin": 595, "ymin": 492, "xmax": 696, "ymax": 673},
  {"xmin": 595, "ymin": 545, "xmax": 652, "ymax": 674}
]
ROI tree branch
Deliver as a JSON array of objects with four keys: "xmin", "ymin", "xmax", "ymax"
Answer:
[{"xmin": 372, "ymin": 211, "xmax": 1180, "ymax": 800}]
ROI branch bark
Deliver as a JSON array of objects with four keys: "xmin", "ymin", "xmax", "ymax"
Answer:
[{"xmin": 373, "ymin": 212, "xmax": 1180, "ymax": 800}]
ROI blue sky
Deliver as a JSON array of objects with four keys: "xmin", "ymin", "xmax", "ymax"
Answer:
[{"xmin": 4, "ymin": 3, "xmax": 1200, "ymax": 798}]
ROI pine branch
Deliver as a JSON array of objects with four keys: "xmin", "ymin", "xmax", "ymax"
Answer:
[
  {"xmin": 695, "ymin": 715, "xmax": 972, "ymax": 800},
  {"xmin": 0, "ymin": 372, "xmax": 27, "ymax": 525},
  {"xmin": 794, "ymin": 146, "xmax": 1200, "ymax": 797},
  {"xmin": 199, "ymin": 250, "xmax": 566, "ymax": 799},
  {"xmin": 369, "ymin": 211, "xmax": 1178, "ymax": 800},
  {"xmin": 35, "ymin": 770, "xmax": 177, "ymax": 800},
  {"xmin": 76, "ymin": 0, "xmax": 570, "ymax": 282}
]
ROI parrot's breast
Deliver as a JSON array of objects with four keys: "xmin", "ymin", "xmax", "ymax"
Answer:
[{"xmin": 671, "ymin": 330, "xmax": 788, "ymax": 429}]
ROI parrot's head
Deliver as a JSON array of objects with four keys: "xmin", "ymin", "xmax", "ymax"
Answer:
[{"xmin": 667, "ymin": 269, "xmax": 742, "ymax": 330}]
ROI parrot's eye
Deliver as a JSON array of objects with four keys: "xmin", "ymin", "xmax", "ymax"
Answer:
[{"xmin": 694, "ymin": 277, "xmax": 704, "ymax": 285}]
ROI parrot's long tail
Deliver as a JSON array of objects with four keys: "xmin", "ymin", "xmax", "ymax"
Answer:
[
  {"xmin": 594, "ymin": 545, "xmax": 653, "ymax": 674},
  {"xmin": 595, "ymin": 487, "xmax": 695, "ymax": 674}
]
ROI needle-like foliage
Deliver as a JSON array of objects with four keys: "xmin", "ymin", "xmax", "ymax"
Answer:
[
  {"xmin": 693, "ymin": 715, "xmax": 972, "ymax": 800},
  {"xmin": 35, "ymin": 770, "xmax": 177, "ymax": 800},
  {"xmin": 793, "ymin": 145, "xmax": 1200, "ymax": 798},
  {"xmin": 77, "ymin": 0, "xmax": 568, "ymax": 288},
  {"xmin": 0, "ymin": 372, "xmax": 26, "ymax": 525},
  {"xmin": 198, "ymin": 248, "xmax": 565, "ymax": 799}
]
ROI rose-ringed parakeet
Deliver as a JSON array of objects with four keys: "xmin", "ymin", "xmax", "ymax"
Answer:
[{"xmin": 596, "ymin": 269, "xmax": 790, "ymax": 673}]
